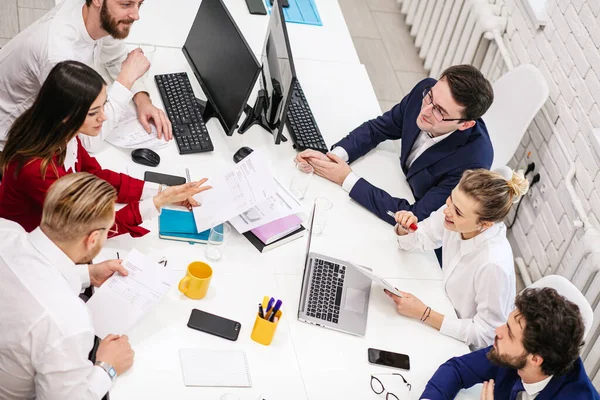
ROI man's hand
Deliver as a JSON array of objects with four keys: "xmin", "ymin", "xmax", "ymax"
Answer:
[
  {"xmin": 117, "ymin": 48, "xmax": 150, "ymax": 89},
  {"xmin": 96, "ymin": 334, "xmax": 135, "ymax": 376},
  {"xmin": 384, "ymin": 289, "xmax": 428, "ymax": 320},
  {"xmin": 89, "ymin": 259, "xmax": 128, "ymax": 287},
  {"xmin": 308, "ymin": 152, "xmax": 352, "ymax": 186},
  {"xmin": 295, "ymin": 149, "xmax": 329, "ymax": 164},
  {"xmin": 481, "ymin": 380, "xmax": 494, "ymax": 400},
  {"xmin": 134, "ymin": 93, "xmax": 173, "ymax": 141}
]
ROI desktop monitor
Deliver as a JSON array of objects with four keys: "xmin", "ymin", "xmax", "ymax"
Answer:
[
  {"xmin": 259, "ymin": 0, "xmax": 297, "ymax": 144},
  {"xmin": 182, "ymin": 0, "xmax": 261, "ymax": 136}
]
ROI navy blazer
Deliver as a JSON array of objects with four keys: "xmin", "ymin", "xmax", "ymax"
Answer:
[
  {"xmin": 421, "ymin": 346, "xmax": 600, "ymax": 400},
  {"xmin": 334, "ymin": 78, "xmax": 493, "ymax": 224}
]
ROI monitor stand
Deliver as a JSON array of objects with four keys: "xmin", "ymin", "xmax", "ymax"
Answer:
[
  {"xmin": 196, "ymin": 98, "xmax": 218, "ymax": 125},
  {"xmin": 238, "ymin": 89, "xmax": 272, "ymax": 134}
]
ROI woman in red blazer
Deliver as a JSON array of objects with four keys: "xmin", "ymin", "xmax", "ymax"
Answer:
[{"xmin": 0, "ymin": 60, "xmax": 211, "ymax": 237}]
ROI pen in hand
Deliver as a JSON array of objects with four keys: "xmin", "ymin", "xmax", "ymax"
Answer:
[{"xmin": 386, "ymin": 210, "xmax": 418, "ymax": 231}]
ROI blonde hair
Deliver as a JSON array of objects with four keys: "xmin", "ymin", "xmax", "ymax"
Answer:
[
  {"xmin": 41, "ymin": 173, "xmax": 117, "ymax": 242},
  {"xmin": 458, "ymin": 169, "xmax": 529, "ymax": 223}
]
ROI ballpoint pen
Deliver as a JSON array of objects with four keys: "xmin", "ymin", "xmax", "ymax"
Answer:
[
  {"xmin": 116, "ymin": 252, "xmax": 120, "ymax": 259},
  {"xmin": 386, "ymin": 210, "xmax": 418, "ymax": 231},
  {"xmin": 266, "ymin": 297, "xmax": 275, "ymax": 314},
  {"xmin": 258, "ymin": 303, "xmax": 265, "ymax": 319}
]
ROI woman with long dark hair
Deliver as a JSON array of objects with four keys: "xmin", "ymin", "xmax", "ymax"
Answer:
[{"xmin": 0, "ymin": 60, "xmax": 210, "ymax": 237}]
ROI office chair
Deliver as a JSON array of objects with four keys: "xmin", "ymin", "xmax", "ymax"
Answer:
[
  {"xmin": 482, "ymin": 64, "xmax": 549, "ymax": 169},
  {"xmin": 527, "ymin": 274, "xmax": 594, "ymax": 340}
]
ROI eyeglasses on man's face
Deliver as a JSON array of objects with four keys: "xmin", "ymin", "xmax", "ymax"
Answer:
[
  {"xmin": 371, "ymin": 373, "xmax": 411, "ymax": 400},
  {"xmin": 88, "ymin": 224, "xmax": 119, "ymax": 237},
  {"xmin": 422, "ymin": 86, "xmax": 465, "ymax": 123}
]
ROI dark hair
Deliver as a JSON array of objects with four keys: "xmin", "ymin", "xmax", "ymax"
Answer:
[
  {"xmin": 515, "ymin": 287, "xmax": 585, "ymax": 376},
  {"xmin": 0, "ymin": 61, "xmax": 105, "ymax": 178},
  {"xmin": 85, "ymin": 0, "xmax": 92, "ymax": 6},
  {"xmin": 439, "ymin": 64, "xmax": 494, "ymax": 121}
]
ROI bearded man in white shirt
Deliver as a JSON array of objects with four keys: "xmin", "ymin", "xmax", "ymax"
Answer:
[
  {"xmin": 0, "ymin": 0, "xmax": 172, "ymax": 153},
  {"xmin": 0, "ymin": 172, "xmax": 135, "ymax": 399}
]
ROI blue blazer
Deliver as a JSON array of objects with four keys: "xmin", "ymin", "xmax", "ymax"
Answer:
[
  {"xmin": 333, "ymin": 78, "xmax": 493, "ymax": 224},
  {"xmin": 421, "ymin": 346, "xmax": 600, "ymax": 399}
]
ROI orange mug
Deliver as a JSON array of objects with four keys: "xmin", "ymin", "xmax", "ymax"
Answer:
[{"xmin": 178, "ymin": 262, "xmax": 212, "ymax": 299}]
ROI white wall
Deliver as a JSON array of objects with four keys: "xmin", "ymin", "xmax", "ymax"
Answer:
[{"xmin": 500, "ymin": 0, "xmax": 600, "ymax": 283}]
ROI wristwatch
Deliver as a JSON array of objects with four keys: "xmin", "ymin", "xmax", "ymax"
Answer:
[{"xmin": 95, "ymin": 361, "xmax": 117, "ymax": 381}]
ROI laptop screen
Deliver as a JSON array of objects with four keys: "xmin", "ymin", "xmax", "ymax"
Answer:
[{"xmin": 303, "ymin": 204, "xmax": 316, "ymax": 268}]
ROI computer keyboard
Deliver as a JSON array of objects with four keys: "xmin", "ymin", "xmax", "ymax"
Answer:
[
  {"xmin": 306, "ymin": 259, "xmax": 346, "ymax": 324},
  {"xmin": 155, "ymin": 73, "xmax": 214, "ymax": 154},
  {"xmin": 286, "ymin": 80, "xmax": 328, "ymax": 153}
]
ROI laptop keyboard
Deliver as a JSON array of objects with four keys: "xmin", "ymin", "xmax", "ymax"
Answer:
[{"xmin": 306, "ymin": 259, "xmax": 346, "ymax": 324}]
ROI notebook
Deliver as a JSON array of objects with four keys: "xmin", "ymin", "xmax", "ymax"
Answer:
[
  {"xmin": 244, "ymin": 225, "xmax": 306, "ymax": 253},
  {"xmin": 159, "ymin": 209, "xmax": 215, "ymax": 244},
  {"xmin": 252, "ymin": 214, "xmax": 302, "ymax": 245},
  {"xmin": 179, "ymin": 349, "xmax": 252, "ymax": 387}
]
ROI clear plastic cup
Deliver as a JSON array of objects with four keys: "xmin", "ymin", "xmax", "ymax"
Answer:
[{"xmin": 289, "ymin": 162, "xmax": 314, "ymax": 199}]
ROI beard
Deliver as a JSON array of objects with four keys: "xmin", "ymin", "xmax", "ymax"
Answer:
[
  {"xmin": 100, "ymin": 1, "xmax": 134, "ymax": 40},
  {"xmin": 487, "ymin": 346, "xmax": 528, "ymax": 370}
]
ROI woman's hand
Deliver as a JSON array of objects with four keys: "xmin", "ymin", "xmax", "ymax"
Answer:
[
  {"xmin": 384, "ymin": 289, "xmax": 427, "ymax": 320},
  {"xmin": 394, "ymin": 211, "xmax": 418, "ymax": 236},
  {"xmin": 153, "ymin": 179, "xmax": 212, "ymax": 210}
]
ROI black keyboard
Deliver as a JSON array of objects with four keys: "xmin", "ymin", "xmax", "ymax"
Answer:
[
  {"xmin": 286, "ymin": 80, "xmax": 328, "ymax": 153},
  {"xmin": 155, "ymin": 73, "xmax": 214, "ymax": 154},
  {"xmin": 306, "ymin": 259, "xmax": 346, "ymax": 324}
]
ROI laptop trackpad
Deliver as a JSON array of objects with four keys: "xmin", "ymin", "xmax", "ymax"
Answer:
[{"xmin": 344, "ymin": 288, "xmax": 367, "ymax": 313}]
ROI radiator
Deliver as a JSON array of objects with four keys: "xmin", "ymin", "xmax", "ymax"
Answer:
[{"xmin": 396, "ymin": 0, "xmax": 600, "ymax": 387}]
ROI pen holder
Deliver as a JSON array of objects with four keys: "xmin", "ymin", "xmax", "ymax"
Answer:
[{"xmin": 250, "ymin": 310, "xmax": 282, "ymax": 346}]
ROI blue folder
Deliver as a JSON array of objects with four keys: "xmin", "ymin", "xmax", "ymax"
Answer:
[
  {"xmin": 158, "ymin": 209, "xmax": 220, "ymax": 244},
  {"xmin": 266, "ymin": 0, "xmax": 323, "ymax": 26}
]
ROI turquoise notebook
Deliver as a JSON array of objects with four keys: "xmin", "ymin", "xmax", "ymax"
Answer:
[{"xmin": 159, "ymin": 209, "xmax": 218, "ymax": 244}]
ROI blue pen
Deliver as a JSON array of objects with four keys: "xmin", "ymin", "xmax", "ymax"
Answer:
[
  {"xmin": 266, "ymin": 297, "xmax": 275, "ymax": 314},
  {"xmin": 268, "ymin": 299, "xmax": 282, "ymax": 322}
]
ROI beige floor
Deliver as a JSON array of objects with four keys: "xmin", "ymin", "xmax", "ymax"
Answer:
[{"xmin": 337, "ymin": 0, "xmax": 429, "ymax": 112}]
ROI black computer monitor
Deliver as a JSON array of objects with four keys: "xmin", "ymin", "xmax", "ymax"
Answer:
[{"xmin": 182, "ymin": 0, "xmax": 261, "ymax": 136}]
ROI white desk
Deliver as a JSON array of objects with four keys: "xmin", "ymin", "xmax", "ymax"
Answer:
[
  {"xmin": 125, "ymin": 0, "xmax": 360, "ymax": 65},
  {"xmin": 97, "ymin": 47, "xmax": 479, "ymax": 399}
]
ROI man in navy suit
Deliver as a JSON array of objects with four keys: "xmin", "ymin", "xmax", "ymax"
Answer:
[
  {"xmin": 296, "ymin": 65, "xmax": 494, "ymax": 226},
  {"xmin": 421, "ymin": 287, "xmax": 599, "ymax": 400}
]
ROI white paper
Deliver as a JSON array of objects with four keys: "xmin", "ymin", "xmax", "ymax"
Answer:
[
  {"xmin": 229, "ymin": 178, "xmax": 303, "ymax": 233},
  {"xmin": 179, "ymin": 349, "xmax": 251, "ymax": 387},
  {"xmin": 352, "ymin": 263, "xmax": 403, "ymax": 297},
  {"xmin": 191, "ymin": 150, "xmax": 277, "ymax": 232},
  {"xmin": 106, "ymin": 103, "xmax": 169, "ymax": 149},
  {"xmin": 86, "ymin": 249, "xmax": 176, "ymax": 338}
]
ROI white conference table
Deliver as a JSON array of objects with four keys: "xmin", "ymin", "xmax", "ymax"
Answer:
[
  {"xmin": 94, "ymin": 47, "xmax": 479, "ymax": 399},
  {"xmin": 125, "ymin": 0, "xmax": 360, "ymax": 65}
]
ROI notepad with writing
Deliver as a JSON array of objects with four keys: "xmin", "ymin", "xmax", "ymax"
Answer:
[{"xmin": 179, "ymin": 349, "xmax": 252, "ymax": 387}]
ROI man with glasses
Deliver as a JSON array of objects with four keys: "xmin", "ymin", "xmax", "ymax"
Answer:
[
  {"xmin": 295, "ymin": 65, "xmax": 494, "ymax": 241},
  {"xmin": 420, "ymin": 287, "xmax": 599, "ymax": 399},
  {"xmin": 0, "ymin": 173, "xmax": 135, "ymax": 399}
]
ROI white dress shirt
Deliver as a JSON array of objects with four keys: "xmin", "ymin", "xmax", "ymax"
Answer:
[
  {"xmin": 0, "ymin": 219, "xmax": 112, "ymax": 399},
  {"xmin": 0, "ymin": 0, "xmax": 146, "ymax": 152},
  {"xmin": 519, "ymin": 375, "xmax": 553, "ymax": 399},
  {"xmin": 396, "ymin": 205, "xmax": 516, "ymax": 349},
  {"xmin": 64, "ymin": 137, "xmax": 161, "ymax": 221},
  {"xmin": 332, "ymin": 130, "xmax": 453, "ymax": 193}
]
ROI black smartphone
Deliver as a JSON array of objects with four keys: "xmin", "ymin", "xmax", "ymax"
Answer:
[
  {"xmin": 270, "ymin": 0, "xmax": 289, "ymax": 7},
  {"xmin": 246, "ymin": 0, "xmax": 267, "ymax": 15},
  {"xmin": 187, "ymin": 309, "xmax": 241, "ymax": 341},
  {"xmin": 144, "ymin": 171, "xmax": 186, "ymax": 186},
  {"xmin": 368, "ymin": 348, "xmax": 410, "ymax": 370}
]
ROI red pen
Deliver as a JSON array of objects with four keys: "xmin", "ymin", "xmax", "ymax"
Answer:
[{"xmin": 387, "ymin": 210, "xmax": 418, "ymax": 231}]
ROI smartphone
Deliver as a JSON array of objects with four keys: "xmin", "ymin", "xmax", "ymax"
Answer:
[
  {"xmin": 144, "ymin": 171, "xmax": 186, "ymax": 186},
  {"xmin": 187, "ymin": 309, "xmax": 241, "ymax": 341},
  {"xmin": 368, "ymin": 348, "xmax": 410, "ymax": 370},
  {"xmin": 245, "ymin": 0, "xmax": 267, "ymax": 15}
]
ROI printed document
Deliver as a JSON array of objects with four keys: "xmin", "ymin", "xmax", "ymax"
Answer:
[
  {"xmin": 106, "ymin": 103, "xmax": 169, "ymax": 149},
  {"xmin": 229, "ymin": 178, "xmax": 303, "ymax": 233},
  {"xmin": 191, "ymin": 150, "xmax": 277, "ymax": 232},
  {"xmin": 86, "ymin": 249, "xmax": 176, "ymax": 338}
]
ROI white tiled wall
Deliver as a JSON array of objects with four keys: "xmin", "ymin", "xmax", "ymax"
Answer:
[{"xmin": 502, "ymin": 0, "xmax": 600, "ymax": 280}]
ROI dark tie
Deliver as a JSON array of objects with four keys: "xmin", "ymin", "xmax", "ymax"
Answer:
[{"xmin": 510, "ymin": 379, "xmax": 525, "ymax": 400}]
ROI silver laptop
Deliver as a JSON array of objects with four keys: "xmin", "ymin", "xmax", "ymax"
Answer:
[{"xmin": 297, "ymin": 205, "xmax": 373, "ymax": 336}]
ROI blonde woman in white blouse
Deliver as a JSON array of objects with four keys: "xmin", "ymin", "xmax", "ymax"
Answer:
[{"xmin": 387, "ymin": 168, "xmax": 529, "ymax": 350}]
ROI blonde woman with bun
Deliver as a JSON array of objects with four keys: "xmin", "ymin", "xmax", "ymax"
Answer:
[{"xmin": 386, "ymin": 168, "xmax": 529, "ymax": 350}]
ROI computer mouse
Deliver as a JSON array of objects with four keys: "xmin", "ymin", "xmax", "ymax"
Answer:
[
  {"xmin": 131, "ymin": 148, "xmax": 160, "ymax": 167},
  {"xmin": 233, "ymin": 146, "xmax": 253, "ymax": 163}
]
